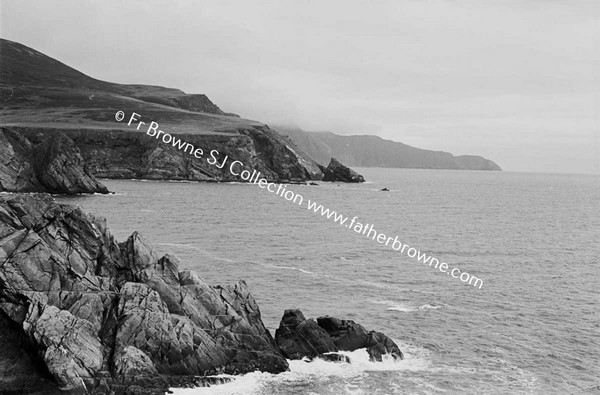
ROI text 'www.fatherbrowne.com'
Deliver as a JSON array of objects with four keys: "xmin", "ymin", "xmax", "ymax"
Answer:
[{"xmin": 115, "ymin": 110, "xmax": 484, "ymax": 290}]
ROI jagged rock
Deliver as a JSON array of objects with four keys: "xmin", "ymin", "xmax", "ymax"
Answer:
[
  {"xmin": 311, "ymin": 353, "xmax": 351, "ymax": 363},
  {"xmin": 113, "ymin": 346, "xmax": 164, "ymax": 385},
  {"xmin": 0, "ymin": 193, "xmax": 288, "ymax": 393},
  {"xmin": 317, "ymin": 316, "xmax": 403, "ymax": 361},
  {"xmin": 23, "ymin": 303, "xmax": 104, "ymax": 392},
  {"xmin": 0, "ymin": 127, "xmax": 109, "ymax": 194},
  {"xmin": 0, "ymin": 312, "xmax": 61, "ymax": 393},
  {"xmin": 321, "ymin": 157, "xmax": 365, "ymax": 183},
  {"xmin": 365, "ymin": 331, "xmax": 404, "ymax": 362},
  {"xmin": 274, "ymin": 310, "xmax": 402, "ymax": 363},
  {"xmin": 275, "ymin": 309, "xmax": 337, "ymax": 359},
  {"xmin": 33, "ymin": 131, "xmax": 109, "ymax": 194},
  {"xmin": 194, "ymin": 376, "xmax": 235, "ymax": 387},
  {"xmin": 0, "ymin": 128, "xmax": 43, "ymax": 192}
]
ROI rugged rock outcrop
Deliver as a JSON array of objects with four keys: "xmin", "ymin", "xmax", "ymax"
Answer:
[
  {"xmin": 0, "ymin": 194, "xmax": 287, "ymax": 394},
  {"xmin": 274, "ymin": 309, "xmax": 337, "ymax": 359},
  {"xmin": 317, "ymin": 316, "xmax": 403, "ymax": 362},
  {"xmin": 0, "ymin": 127, "xmax": 108, "ymax": 194},
  {"xmin": 320, "ymin": 157, "xmax": 365, "ymax": 183},
  {"xmin": 275, "ymin": 309, "xmax": 402, "ymax": 362}
]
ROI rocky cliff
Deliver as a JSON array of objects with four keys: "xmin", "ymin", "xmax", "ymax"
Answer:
[
  {"xmin": 0, "ymin": 127, "xmax": 108, "ymax": 194},
  {"xmin": 279, "ymin": 126, "xmax": 502, "ymax": 171},
  {"xmin": 0, "ymin": 194, "xmax": 287, "ymax": 394},
  {"xmin": 13, "ymin": 126, "xmax": 322, "ymax": 183},
  {"xmin": 0, "ymin": 38, "xmax": 323, "ymax": 183}
]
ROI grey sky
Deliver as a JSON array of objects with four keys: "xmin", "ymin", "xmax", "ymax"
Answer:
[{"xmin": 1, "ymin": 0, "xmax": 598, "ymax": 173}]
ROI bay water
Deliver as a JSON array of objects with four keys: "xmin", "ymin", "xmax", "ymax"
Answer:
[{"xmin": 56, "ymin": 169, "xmax": 600, "ymax": 394}]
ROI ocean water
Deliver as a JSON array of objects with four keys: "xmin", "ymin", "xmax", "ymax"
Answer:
[{"xmin": 55, "ymin": 169, "xmax": 600, "ymax": 394}]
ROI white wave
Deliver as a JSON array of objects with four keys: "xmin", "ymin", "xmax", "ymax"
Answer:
[
  {"xmin": 371, "ymin": 299, "xmax": 416, "ymax": 312},
  {"xmin": 269, "ymin": 265, "xmax": 318, "ymax": 276},
  {"xmin": 170, "ymin": 346, "xmax": 430, "ymax": 394},
  {"xmin": 388, "ymin": 304, "xmax": 416, "ymax": 312},
  {"xmin": 371, "ymin": 300, "xmax": 442, "ymax": 313},
  {"xmin": 418, "ymin": 304, "xmax": 442, "ymax": 311}
]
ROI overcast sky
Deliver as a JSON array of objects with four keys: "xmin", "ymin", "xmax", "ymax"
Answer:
[{"xmin": 1, "ymin": 0, "xmax": 598, "ymax": 173}]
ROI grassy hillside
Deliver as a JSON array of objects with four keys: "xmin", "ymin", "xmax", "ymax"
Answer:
[{"xmin": 0, "ymin": 38, "xmax": 257, "ymax": 134}]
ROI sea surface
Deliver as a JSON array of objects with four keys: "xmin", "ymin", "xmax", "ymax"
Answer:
[{"xmin": 55, "ymin": 169, "xmax": 600, "ymax": 395}]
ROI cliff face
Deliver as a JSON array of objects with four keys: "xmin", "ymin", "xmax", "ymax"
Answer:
[
  {"xmin": 0, "ymin": 194, "xmax": 287, "ymax": 394},
  {"xmin": 12, "ymin": 126, "xmax": 322, "ymax": 183},
  {"xmin": 0, "ymin": 38, "xmax": 323, "ymax": 183},
  {"xmin": 0, "ymin": 127, "xmax": 109, "ymax": 194},
  {"xmin": 278, "ymin": 126, "xmax": 502, "ymax": 171}
]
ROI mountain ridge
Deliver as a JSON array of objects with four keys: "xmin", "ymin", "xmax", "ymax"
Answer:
[
  {"xmin": 277, "ymin": 127, "xmax": 502, "ymax": 171},
  {"xmin": 0, "ymin": 38, "xmax": 325, "ymax": 182}
]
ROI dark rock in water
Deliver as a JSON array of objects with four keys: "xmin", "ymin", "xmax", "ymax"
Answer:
[
  {"xmin": 194, "ymin": 376, "xmax": 235, "ymax": 387},
  {"xmin": 321, "ymin": 157, "xmax": 365, "ymax": 183},
  {"xmin": 274, "ymin": 309, "xmax": 402, "ymax": 362},
  {"xmin": 0, "ymin": 193, "xmax": 287, "ymax": 394},
  {"xmin": 274, "ymin": 309, "xmax": 337, "ymax": 359},
  {"xmin": 381, "ymin": 188, "xmax": 389, "ymax": 191},
  {"xmin": 314, "ymin": 353, "xmax": 351, "ymax": 363},
  {"xmin": 309, "ymin": 182, "xmax": 319, "ymax": 186},
  {"xmin": 317, "ymin": 316, "xmax": 403, "ymax": 361},
  {"xmin": 0, "ymin": 127, "xmax": 108, "ymax": 194},
  {"xmin": 317, "ymin": 316, "xmax": 370, "ymax": 351},
  {"xmin": 365, "ymin": 331, "xmax": 404, "ymax": 362}
]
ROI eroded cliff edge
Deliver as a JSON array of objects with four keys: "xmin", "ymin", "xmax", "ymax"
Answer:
[{"xmin": 0, "ymin": 194, "xmax": 287, "ymax": 394}]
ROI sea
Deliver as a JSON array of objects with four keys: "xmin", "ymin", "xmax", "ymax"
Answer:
[{"xmin": 55, "ymin": 168, "xmax": 600, "ymax": 395}]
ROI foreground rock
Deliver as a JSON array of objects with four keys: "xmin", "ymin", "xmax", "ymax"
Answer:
[
  {"xmin": 0, "ymin": 194, "xmax": 286, "ymax": 394},
  {"xmin": 0, "ymin": 127, "xmax": 108, "ymax": 194},
  {"xmin": 320, "ymin": 157, "xmax": 365, "ymax": 183},
  {"xmin": 275, "ymin": 309, "xmax": 402, "ymax": 362}
]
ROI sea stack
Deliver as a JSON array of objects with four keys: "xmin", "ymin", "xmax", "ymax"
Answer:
[{"xmin": 320, "ymin": 158, "xmax": 365, "ymax": 183}]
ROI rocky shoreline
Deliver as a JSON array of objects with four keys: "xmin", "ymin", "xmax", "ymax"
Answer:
[
  {"xmin": 0, "ymin": 127, "xmax": 365, "ymax": 195},
  {"xmin": 0, "ymin": 194, "xmax": 400, "ymax": 394}
]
